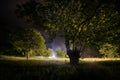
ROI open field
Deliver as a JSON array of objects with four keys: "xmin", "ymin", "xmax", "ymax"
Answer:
[
  {"xmin": 0, "ymin": 55, "xmax": 120, "ymax": 80},
  {"xmin": 1, "ymin": 55, "xmax": 120, "ymax": 62}
]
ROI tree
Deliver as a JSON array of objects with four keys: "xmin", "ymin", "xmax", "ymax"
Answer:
[
  {"xmin": 16, "ymin": 0, "xmax": 120, "ymax": 64},
  {"xmin": 12, "ymin": 28, "xmax": 46, "ymax": 59},
  {"xmin": 56, "ymin": 48, "xmax": 67, "ymax": 58},
  {"xmin": 42, "ymin": 0, "xmax": 103, "ymax": 64}
]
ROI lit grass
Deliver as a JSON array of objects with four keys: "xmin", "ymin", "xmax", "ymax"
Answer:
[{"xmin": 0, "ymin": 55, "xmax": 120, "ymax": 80}]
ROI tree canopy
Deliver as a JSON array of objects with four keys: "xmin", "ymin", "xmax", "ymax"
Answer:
[{"xmin": 11, "ymin": 28, "xmax": 46, "ymax": 58}]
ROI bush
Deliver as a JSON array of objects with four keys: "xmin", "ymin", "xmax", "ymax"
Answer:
[
  {"xmin": 42, "ymin": 48, "xmax": 53, "ymax": 57},
  {"xmin": 99, "ymin": 43, "xmax": 119, "ymax": 58},
  {"xmin": 56, "ymin": 48, "xmax": 67, "ymax": 58}
]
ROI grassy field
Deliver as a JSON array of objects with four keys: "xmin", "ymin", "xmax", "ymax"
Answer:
[{"xmin": 0, "ymin": 55, "xmax": 120, "ymax": 80}]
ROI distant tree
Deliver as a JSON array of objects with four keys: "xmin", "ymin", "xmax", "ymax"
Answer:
[
  {"xmin": 56, "ymin": 48, "xmax": 67, "ymax": 58},
  {"xmin": 31, "ymin": 48, "xmax": 52, "ymax": 57},
  {"xmin": 43, "ymin": 48, "xmax": 53, "ymax": 57},
  {"xmin": 12, "ymin": 28, "xmax": 46, "ymax": 59}
]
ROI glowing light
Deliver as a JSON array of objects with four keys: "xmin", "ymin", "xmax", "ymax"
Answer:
[{"xmin": 49, "ymin": 51, "xmax": 57, "ymax": 59}]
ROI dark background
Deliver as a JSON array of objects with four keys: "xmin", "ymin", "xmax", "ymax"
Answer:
[{"xmin": 0, "ymin": 0, "xmax": 66, "ymax": 52}]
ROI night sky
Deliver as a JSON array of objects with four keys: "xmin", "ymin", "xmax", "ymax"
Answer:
[
  {"xmin": 0, "ymin": 0, "xmax": 66, "ymax": 52},
  {"xmin": 0, "ymin": 0, "xmax": 28, "ymax": 30}
]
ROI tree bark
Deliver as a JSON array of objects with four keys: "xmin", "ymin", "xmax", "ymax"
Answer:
[
  {"xmin": 65, "ymin": 37, "xmax": 80, "ymax": 65},
  {"xmin": 69, "ymin": 56, "xmax": 79, "ymax": 65},
  {"xmin": 67, "ymin": 50, "xmax": 80, "ymax": 65}
]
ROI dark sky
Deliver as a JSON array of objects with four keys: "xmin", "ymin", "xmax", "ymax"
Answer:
[
  {"xmin": 0, "ymin": 0, "xmax": 66, "ymax": 52},
  {"xmin": 0, "ymin": 0, "xmax": 28, "ymax": 27}
]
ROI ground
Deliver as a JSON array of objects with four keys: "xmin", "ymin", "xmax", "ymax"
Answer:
[{"xmin": 0, "ymin": 55, "xmax": 120, "ymax": 80}]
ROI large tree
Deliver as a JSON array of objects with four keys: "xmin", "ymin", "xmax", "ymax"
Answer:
[{"xmin": 16, "ymin": 0, "xmax": 120, "ymax": 64}]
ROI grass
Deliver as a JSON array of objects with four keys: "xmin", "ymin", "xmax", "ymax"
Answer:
[{"xmin": 0, "ymin": 55, "xmax": 120, "ymax": 80}]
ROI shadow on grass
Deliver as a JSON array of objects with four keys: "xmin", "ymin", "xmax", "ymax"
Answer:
[{"xmin": 0, "ymin": 59, "xmax": 120, "ymax": 80}]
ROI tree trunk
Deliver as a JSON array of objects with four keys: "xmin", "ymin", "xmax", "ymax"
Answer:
[
  {"xmin": 69, "ymin": 56, "xmax": 79, "ymax": 65},
  {"xmin": 65, "ymin": 38, "xmax": 80, "ymax": 65},
  {"xmin": 67, "ymin": 50, "xmax": 80, "ymax": 65},
  {"xmin": 26, "ymin": 49, "xmax": 31, "ymax": 60},
  {"xmin": 26, "ymin": 52, "xmax": 29, "ymax": 60},
  {"xmin": 27, "ymin": 53, "xmax": 29, "ymax": 60}
]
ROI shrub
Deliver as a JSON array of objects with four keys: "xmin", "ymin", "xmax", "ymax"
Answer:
[
  {"xmin": 56, "ymin": 48, "xmax": 67, "ymax": 58},
  {"xmin": 99, "ymin": 43, "xmax": 119, "ymax": 58}
]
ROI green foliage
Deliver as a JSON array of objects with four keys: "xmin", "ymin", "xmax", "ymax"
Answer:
[
  {"xmin": 99, "ymin": 43, "xmax": 119, "ymax": 58},
  {"xmin": 15, "ymin": 0, "xmax": 120, "ymax": 48},
  {"xmin": 56, "ymin": 48, "xmax": 67, "ymax": 58},
  {"xmin": 11, "ymin": 28, "xmax": 46, "ymax": 57},
  {"xmin": 30, "ymin": 48, "xmax": 52, "ymax": 57},
  {"xmin": 42, "ymin": 48, "xmax": 53, "ymax": 57}
]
